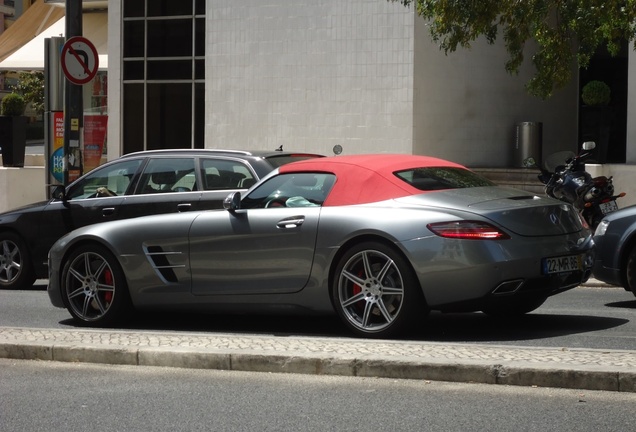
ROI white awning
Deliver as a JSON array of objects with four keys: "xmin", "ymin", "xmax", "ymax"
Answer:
[{"xmin": 0, "ymin": 12, "xmax": 107, "ymax": 70}]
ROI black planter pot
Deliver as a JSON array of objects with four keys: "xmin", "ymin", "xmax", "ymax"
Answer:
[
  {"xmin": 579, "ymin": 106, "xmax": 614, "ymax": 164},
  {"xmin": 0, "ymin": 115, "xmax": 27, "ymax": 167}
]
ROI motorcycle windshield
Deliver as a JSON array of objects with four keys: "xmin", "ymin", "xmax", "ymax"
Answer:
[{"xmin": 543, "ymin": 151, "xmax": 575, "ymax": 173}]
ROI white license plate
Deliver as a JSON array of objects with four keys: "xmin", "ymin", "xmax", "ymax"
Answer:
[
  {"xmin": 542, "ymin": 254, "xmax": 582, "ymax": 275},
  {"xmin": 599, "ymin": 200, "xmax": 618, "ymax": 215}
]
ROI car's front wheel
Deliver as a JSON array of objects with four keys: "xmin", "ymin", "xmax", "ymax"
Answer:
[
  {"xmin": 332, "ymin": 241, "xmax": 425, "ymax": 338},
  {"xmin": 0, "ymin": 232, "xmax": 36, "ymax": 290},
  {"xmin": 61, "ymin": 244, "xmax": 131, "ymax": 326}
]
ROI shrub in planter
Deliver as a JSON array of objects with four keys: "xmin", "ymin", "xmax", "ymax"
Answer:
[
  {"xmin": 581, "ymin": 81, "xmax": 611, "ymax": 106},
  {"xmin": 1, "ymin": 93, "xmax": 26, "ymax": 116},
  {"xmin": 0, "ymin": 93, "xmax": 27, "ymax": 167}
]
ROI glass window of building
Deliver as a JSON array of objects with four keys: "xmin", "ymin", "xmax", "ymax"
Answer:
[{"xmin": 122, "ymin": 0, "xmax": 205, "ymax": 153}]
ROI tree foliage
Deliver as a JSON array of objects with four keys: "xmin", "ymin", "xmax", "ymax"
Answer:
[
  {"xmin": 390, "ymin": 0, "xmax": 636, "ymax": 99},
  {"xmin": 14, "ymin": 71, "xmax": 45, "ymax": 115}
]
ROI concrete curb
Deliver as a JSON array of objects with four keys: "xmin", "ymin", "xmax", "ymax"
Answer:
[{"xmin": 1, "ymin": 327, "xmax": 635, "ymax": 392}]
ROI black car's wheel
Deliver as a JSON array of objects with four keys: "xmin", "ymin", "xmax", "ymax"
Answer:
[
  {"xmin": 332, "ymin": 241, "xmax": 424, "ymax": 338},
  {"xmin": 0, "ymin": 232, "xmax": 36, "ymax": 290},
  {"xmin": 625, "ymin": 246, "xmax": 636, "ymax": 297},
  {"xmin": 482, "ymin": 296, "xmax": 547, "ymax": 317},
  {"xmin": 61, "ymin": 244, "xmax": 131, "ymax": 326}
]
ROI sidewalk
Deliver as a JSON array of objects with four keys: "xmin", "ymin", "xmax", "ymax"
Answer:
[{"xmin": 1, "ymin": 326, "xmax": 634, "ymax": 393}]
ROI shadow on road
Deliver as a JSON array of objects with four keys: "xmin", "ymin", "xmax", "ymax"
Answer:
[
  {"xmin": 605, "ymin": 300, "xmax": 636, "ymax": 309},
  {"xmin": 58, "ymin": 308, "xmax": 628, "ymax": 345}
]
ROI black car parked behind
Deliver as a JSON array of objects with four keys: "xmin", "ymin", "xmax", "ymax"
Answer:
[{"xmin": 0, "ymin": 149, "xmax": 322, "ymax": 290}]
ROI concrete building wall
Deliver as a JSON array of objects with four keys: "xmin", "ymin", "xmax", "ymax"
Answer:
[
  {"xmin": 106, "ymin": 1, "xmax": 121, "ymax": 160},
  {"xmin": 204, "ymin": 0, "xmax": 580, "ymax": 167},
  {"xmin": 627, "ymin": 49, "xmax": 636, "ymax": 164},
  {"xmin": 205, "ymin": 0, "xmax": 415, "ymax": 156},
  {"xmin": 412, "ymin": 16, "xmax": 580, "ymax": 168}
]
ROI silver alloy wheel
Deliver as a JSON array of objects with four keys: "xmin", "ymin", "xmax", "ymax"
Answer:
[
  {"xmin": 65, "ymin": 251, "xmax": 116, "ymax": 322},
  {"xmin": 0, "ymin": 238, "xmax": 21, "ymax": 284},
  {"xmin": 337, "ymin": 249, "xmax": 405, "ymax": 334}
]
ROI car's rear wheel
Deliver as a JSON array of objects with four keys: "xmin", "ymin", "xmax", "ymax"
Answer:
[
  {"xmin": 482, "ymin": 296, "xmax": 547, "ymax": 317},
  {"xmin": 0, "ymin": 232, "xmax": 36, "ymax": 290},
  {"xmin": 61, "ymin": 244, "xmax": 131, "ymax": 326},
  {"xmin": 332, "ymin": 241, "xmax": 424, "ymax": 338},
  {"xmin": 625, "ymin": 246, "xmax": 636, "ymax": 297}
]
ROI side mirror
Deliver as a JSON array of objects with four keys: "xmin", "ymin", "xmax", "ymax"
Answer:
[
  {"xmin": 51, "ymin": 185, "xmax": 67, "ymax": 201},
  {"xmin": 582, "ymin": 141, "xmax": 596, "ymax": 151},
  {"xmin": 223, "ymin": 191, "xmax": 241, "ymax": 212}
]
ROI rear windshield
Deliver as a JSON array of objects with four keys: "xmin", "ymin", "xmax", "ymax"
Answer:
[
  {"xmin": 395, "ymin": 167, "xmax": 494, "ymax": 191},
  {"xmin": 264, "ymin": 154, "xmax": 323, "ymax": 168}
]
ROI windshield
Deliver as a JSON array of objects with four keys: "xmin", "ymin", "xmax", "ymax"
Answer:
[{"xmin": 395, "ymin": 167, "xmax": 494, "ymax": 191}]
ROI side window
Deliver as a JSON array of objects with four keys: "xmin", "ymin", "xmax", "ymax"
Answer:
[
  {"xmin": 137, "ymin": 158, "xmax": 197, "ymax": 194},
  {"xmin": 241, "ymin": 173, "xmax": 336, "ymax": 209},
  {"xmin": 66, "ymin": 159, "xmax": 143, "ymax": 200},
  {"xmin": 200, "ymin": 159, "xmax": 257, "ymax": 190}
]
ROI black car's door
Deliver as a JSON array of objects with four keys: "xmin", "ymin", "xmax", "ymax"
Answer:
[
  {"xmin": 34, "ymin": 158, "xmax": 143, "ymax": 268},
  {"xmin": 196, "ymin": 157, "xmax": 260, "ymax": 210},
  {"xmin": 115, "ymin": 157, "xmax": 204, "ymax": 219}
]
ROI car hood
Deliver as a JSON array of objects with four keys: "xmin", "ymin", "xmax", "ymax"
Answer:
[
  {"xmin": 0, "ymin": 199, "xmax": 51, "ymax": 218},
  {"xmin": 394, "ymin": 186, "xmax": 584, "ymax": 236}
]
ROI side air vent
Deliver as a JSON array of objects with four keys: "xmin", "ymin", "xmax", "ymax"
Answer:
[{"xmin": 144, "ymin": 245, "xmax": 185, "ymax": 283}]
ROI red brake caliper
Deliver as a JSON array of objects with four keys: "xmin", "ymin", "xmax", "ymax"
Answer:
[{"xmin": 104, "ymin": 269, "xmax": 113, "ymax": 304}]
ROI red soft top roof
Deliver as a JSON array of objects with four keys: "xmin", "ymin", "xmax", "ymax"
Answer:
[{"xmin": 278, "ymin": 154, "xmax": 467, "ymax": 206}]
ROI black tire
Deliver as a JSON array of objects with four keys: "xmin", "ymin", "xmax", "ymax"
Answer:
[
  {"xmin": 482, "ymin": 296, "xmax": 547, "ymax": 317},
  {"xmin": 61, "ymin": 244, "xmax": 132, "ymax": 326},
  {"xmin": 625, "ymin": 246, "xmax": 636, "ymax": 297},
  {"xmin": 0, "ymin": 231, "xmax": 36, "ymax": 290},
  {"xmin": 332, "ymin": 241, "xmax": 425, "ymax": 338}
]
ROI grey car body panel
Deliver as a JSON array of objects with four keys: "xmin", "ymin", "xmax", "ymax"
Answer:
[
  {"xmin": 592, "ymin": 205, "xmax": 636, "ymax": 286},
  {"xmin": 48, "ymin": 187, "xmax": 594, "ymax": 314}
]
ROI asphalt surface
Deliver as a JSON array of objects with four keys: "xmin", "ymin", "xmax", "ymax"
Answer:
[{"xmin": 1, "ymin": 278, "xmax": 634, "ymax": 393}]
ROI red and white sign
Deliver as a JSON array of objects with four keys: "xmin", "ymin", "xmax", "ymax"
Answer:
[{"xmin": 61, "ymin": 36, "xmax": 99, "ymax": 85}]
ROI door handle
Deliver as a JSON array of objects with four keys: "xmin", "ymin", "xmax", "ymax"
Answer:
[
  {"xmin": 102, "ymin": 207, "xmax": 115, "ymax": 217},
  {"xmin": 177, "ymin": 203, "xmax": 192, "ymax": 212},
  {"xmin": 276, "ymin": 217, "xmax": 305, "ymax": 229}
]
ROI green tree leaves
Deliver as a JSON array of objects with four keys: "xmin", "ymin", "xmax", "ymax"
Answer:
[
  {"xmin": 391, "ymin": 0, "xmax": 636, "ymax": 99},
  {"xmin": 14, "ymin": 71, "xmax": 45, "ymax": 115}
]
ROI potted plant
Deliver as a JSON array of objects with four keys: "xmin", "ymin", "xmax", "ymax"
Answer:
[
  {"xmin": 579, "ymin": 80, "xmax": 612, "ymax": 164},
  {"xmin": 0, "ymin": 92, "xmax": 27, "ymax": 167}
]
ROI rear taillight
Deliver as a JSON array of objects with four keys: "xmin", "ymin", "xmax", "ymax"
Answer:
[{"xmin": 427, "ymin": 221, "xmax": 510, "ymax": 240}]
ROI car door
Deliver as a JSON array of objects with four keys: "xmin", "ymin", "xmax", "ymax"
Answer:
[
  {"xmin": 189, "ymin": 172, "xmax": 335, "ymax": 295},
  {"xmin": 35, "ymin": 158, "xmax": 143, "ymax": 266},
  {"xmin": 197, "ymin": 157, "xmax": 260, "ymax": 211},
  {"xmin": 115, "ymin": 156, "xmax": 204, "ymax": 218}
]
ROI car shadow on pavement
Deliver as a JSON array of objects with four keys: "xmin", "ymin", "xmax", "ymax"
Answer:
[
  {"xmin": 65, "ymin": 309, "xmax": 628, "ymax": 344},
  {"xmin": 412, "ymin": 312, "xmax": 628, "ymax": 343},
  {"xmin": 605, "ymin": 299, "xmax": 636, "ymax": 309}
]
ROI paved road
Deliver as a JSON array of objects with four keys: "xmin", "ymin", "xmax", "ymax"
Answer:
[
  {"xmin": 3, "ymin": 359, "xmax": 635, "ymax": 432},
  {"xmin": 1, "ymin": 281, "xmax": 635, "ymax": 393}
]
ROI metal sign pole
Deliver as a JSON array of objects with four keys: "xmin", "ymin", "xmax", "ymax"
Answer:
[{"xmin": 63, "ymin": 0, "xmax": 83, "ymax": 185}]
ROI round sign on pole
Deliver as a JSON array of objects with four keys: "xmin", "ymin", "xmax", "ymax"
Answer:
[{"xmin": 61, "ymin": 36, "xmax": 99, "ymax": 85}]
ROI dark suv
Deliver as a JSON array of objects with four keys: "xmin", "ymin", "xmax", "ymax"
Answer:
[{"xmin": 0, "ymin": 149, "xmax": 322, "ymax": 290}]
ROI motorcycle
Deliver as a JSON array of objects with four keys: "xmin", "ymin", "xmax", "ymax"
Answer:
[{"xmin": 535, "ymin": 141, "xmax": 625, "ymax": 230}]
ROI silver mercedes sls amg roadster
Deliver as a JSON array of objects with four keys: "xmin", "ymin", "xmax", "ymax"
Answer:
[{"xmin": 48, "ymin": 154, "xmax": 595, "ymax": 338}]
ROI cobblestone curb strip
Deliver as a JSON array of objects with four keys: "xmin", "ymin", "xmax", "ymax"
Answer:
[{"xmin": 1, "ymin": 327, "xmax": 635, "ymax": 393}]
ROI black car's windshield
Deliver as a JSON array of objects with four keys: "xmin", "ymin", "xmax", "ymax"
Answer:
[{"xmin": 395, "ymin": 167, "xmax": 494, "ymax": 191}]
